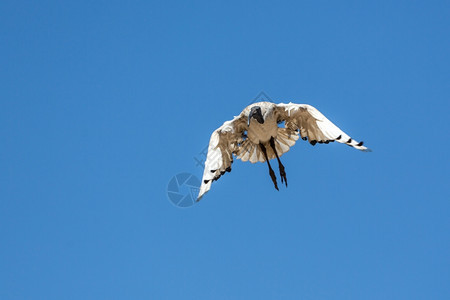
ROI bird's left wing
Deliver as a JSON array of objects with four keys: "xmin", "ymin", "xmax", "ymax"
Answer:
[
  {"xmin": 275, "ymin": 102, "xmax": 371, "ymax": 151},
  {"xmin": 197, "ymin": 114, "xmax": 247, "ymax": 201}
]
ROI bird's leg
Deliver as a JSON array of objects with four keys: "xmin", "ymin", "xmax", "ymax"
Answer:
[
  {"xmin": 270, "ymin": 137, "xmax": 287, "ymax": 187},
  {"xmin": 259, "ymin": 142, "xmax": 279, "ymax": 191}
]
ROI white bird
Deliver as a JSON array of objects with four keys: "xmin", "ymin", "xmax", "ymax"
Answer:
[{"xmin": 197, "ymin": 102, "xmax": 371, "ymax": 201}]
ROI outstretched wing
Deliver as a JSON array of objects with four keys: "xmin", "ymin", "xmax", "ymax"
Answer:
[
  {"xmin": 275, "ymin": 103, "xmax": 371, "ymax": 151},
  {"xmin": 197, "ymin": 114, "xmax": 247, "ymax": 201}
]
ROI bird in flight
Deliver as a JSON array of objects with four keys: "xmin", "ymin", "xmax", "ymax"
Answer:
[{"xmin": 197, "ymin": 102, "xmax": 371, "ymax": 201}]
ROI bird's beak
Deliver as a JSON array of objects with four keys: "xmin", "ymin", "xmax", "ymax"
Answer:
[{"xmin": 247, "ymin": 115, "xmax": 251, "ymax": 127}]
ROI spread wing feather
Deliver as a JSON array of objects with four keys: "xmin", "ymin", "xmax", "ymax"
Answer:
[
  {"xmin": 275, "ymin": 103, "xmax": 371, "ymax": 152},
  {"xmin": 197, "ymin": 114, "xmax": 246, "ymax": 201}
]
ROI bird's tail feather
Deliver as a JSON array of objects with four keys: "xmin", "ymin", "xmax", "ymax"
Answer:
[{"xmin": 237, "ymin": 128, "xmax": 299, "ymax": 163}]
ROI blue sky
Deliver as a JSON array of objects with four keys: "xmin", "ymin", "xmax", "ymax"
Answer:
[{"xmin": 1, "ymin": 0, "xmax": 449, "ymax": 299}]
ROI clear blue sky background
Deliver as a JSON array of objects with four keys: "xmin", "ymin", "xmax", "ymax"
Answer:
[{"xmin": 1, "ymin": 1, "xmax": 449, "ymax": 299}]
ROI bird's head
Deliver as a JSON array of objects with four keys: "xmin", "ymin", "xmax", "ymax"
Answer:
[{"xmin": 248, "ymin": 106, "xmax": 264, "ymax": 126}]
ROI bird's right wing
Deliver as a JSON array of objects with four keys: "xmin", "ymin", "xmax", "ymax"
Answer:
[{"xmin": 197, "ymin": 114, "xmax": 247, "ymax": 201}]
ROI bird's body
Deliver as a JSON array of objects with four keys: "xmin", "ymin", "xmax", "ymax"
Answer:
[
  {"xmin": 247, "ymin": 103, "xmax": 278, "ymax": 144},
  {"xmin": 197, "ymin": 101, "xmax": 370, "ymax": 201}
]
